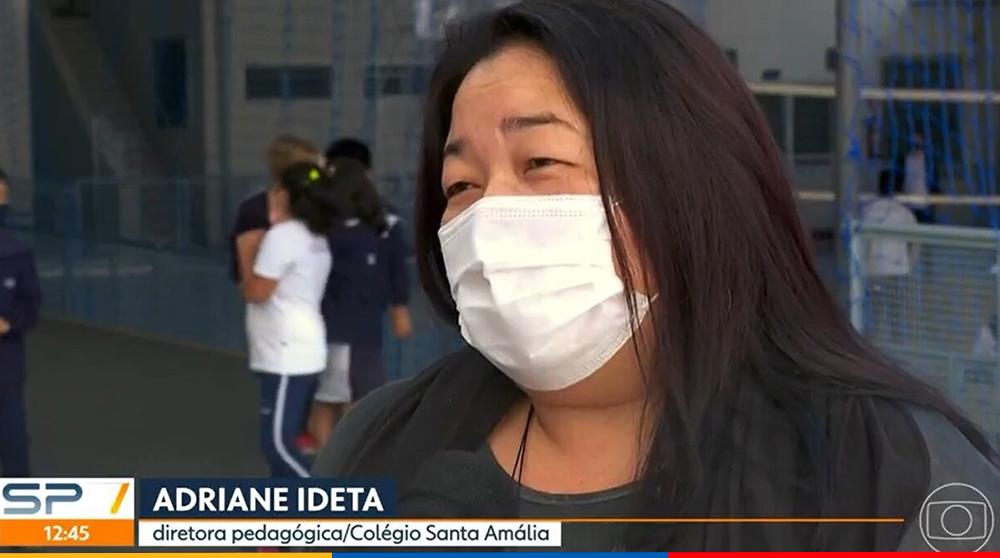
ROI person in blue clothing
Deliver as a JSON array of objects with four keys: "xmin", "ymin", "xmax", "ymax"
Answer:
[
  {"xmin": 306, "ymin": 139, "xmax": 413, "ymax": 448},
  {"xmin": 0, "ymin": 167, "xmax": 42, "ymax": 477}
]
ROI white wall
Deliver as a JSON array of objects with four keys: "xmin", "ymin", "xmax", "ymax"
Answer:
[
  {"xmin": 704, "ymin": 0, "xmax": 914, "ymax": 85},
  {"xmin": 223, "ymin": 0, "xmax": 353, "ymax": 176},
  {"xmin": 217, "ymin": 0, "xmax": 431, "ymax": 178},
  {"xmin": 207, "ymin": 0, "xmax": 994, "ymax": 183},
  {"xmin": 705, "ymin": 0, "xmax": 836, "ymax": 83},
  {"xmin": 0, "ymin": 0, "xmax": 33, "ymax": 179},
  {"xmin": 91, "ymin": 0, "xmax": 209, "ymax": 175},
  {"xmin": 668, "ymin": 0, "xmax": 707, "ymax": 26}
]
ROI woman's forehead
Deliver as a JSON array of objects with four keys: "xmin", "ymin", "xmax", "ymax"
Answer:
[{"xmin": 449, "ymin": 44, "xmax": 587, "ymax": 136}]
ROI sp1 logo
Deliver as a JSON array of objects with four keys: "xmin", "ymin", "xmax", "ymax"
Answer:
[{"xmin": 2, "ymin": 483, "xmax": 82, "ymax": 515}]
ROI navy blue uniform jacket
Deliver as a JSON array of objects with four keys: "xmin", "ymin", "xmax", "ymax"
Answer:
[
  {"xmin": 323, "ymin": 214, "xmax": 410, "ymax": 350},
  {"xmin": 228, "ymin": 192, "xmax": 269, "ymax": 282},
  {"xmin": 0, "ymin": 231, "xmax": 41, "ymax": 391}
]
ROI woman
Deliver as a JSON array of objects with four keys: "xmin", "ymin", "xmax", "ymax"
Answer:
[
  {"xmin": 315, "ymin": 0, "xmax": 1000, "ymax": 551},
  {"xmin": 307, "ymin": 147, "xmax": 413, "ymax": 448},
  {"xmin": 229, "ymin": 135, "xmax": 319, "ymax": 284},
  {"xmin": 241, "ymin": 161, "xmax": 344, "ymax": 478}
]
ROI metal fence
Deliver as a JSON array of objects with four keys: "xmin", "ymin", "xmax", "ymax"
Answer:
[
  {"xmin": 6, "ymin": 0, "xmax": 1000, "ymax": 443},
  {"xmin": 850, "ymin": 220, "xmax": 1000, "ymax": 447},
  {"xmin": 7, "ymin": 176, "xmax": 465, "ymax": 380}
]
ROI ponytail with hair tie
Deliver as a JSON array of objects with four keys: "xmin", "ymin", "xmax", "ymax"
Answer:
[{"xmin": 278, "ymin": 161, "xmax": 347, "ymax": 234}]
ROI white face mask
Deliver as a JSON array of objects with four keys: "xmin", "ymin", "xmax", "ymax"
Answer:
[{"xmin": 438, "ymin": 195, "xmax": 651, "ymax": 391}]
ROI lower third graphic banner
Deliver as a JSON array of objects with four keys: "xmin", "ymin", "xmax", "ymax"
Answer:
[{"xmin": 137, "ymin": 520, "xmax": 562, "ymax": 547}]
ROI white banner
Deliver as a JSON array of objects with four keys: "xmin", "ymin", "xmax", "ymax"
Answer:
[{"xmin": 138, "ymin": 520, "xmax": 562, "ymax": 547}]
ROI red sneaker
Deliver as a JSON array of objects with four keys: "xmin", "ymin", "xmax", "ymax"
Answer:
[{"xmin": 296, "ymin": 433, "xmax": 318, "ymax": 456}]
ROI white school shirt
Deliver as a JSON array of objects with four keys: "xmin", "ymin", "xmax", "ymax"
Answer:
[
  {"xmin": 904, "ymin": 150, "xmax": 929, "ymax": 209},
  {"xmin": 246, "ymin": 219, "xmax": 332, "ymax": 375},
  {"xmin": 860, "ymin": 198, "xmax": 917, "ymax": 277}
]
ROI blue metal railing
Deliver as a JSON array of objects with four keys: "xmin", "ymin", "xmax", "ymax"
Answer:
[{"xmin": 7, "ymin": 176, "xmax": 464, "ymax": 380}]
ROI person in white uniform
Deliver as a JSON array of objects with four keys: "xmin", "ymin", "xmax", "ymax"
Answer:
[
  {"xmin": 900, "ymin": 132, "xmax": 937, "ymax": 224},
  {"xmin": 861, "ymin": 169, "xmax": 918, "ymax": 343},
  {"xmin": 240, "ymin": 161, "xmax": 343, "ymax": 478}
]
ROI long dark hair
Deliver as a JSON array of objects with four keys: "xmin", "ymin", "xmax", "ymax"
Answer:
[
  {"xmin": 279, "ymin": 162, "xmax": 346, "ymax": 234},
  {"xmin": 415, "ymin": 0, "xmax": 994, "ymax": 510},
  {"xmin": 326, "ymin": 138, "xmax": 373, "ymax": 170},
  {"xmin": 325, "ymin": 157, "xmax": 389, "ymax": 234}
]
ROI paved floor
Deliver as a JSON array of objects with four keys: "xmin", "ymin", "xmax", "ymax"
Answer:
[{"xmin": 24, "ymin": 319, "xmax": 267, "ymax": 478}]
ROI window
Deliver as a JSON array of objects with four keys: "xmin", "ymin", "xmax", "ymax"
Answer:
[
  {"xmin": 880, "ymin": 54, "xmax": 963, "ymax": 160},
  {"xmin": 754, "ymin": 93, "xmax": 785, "ymax": 151},
  {"xmin": 793, "ymin": 97, "xmax": 833, "ymax": 155},
  {"xmin": 246, "ymin": 67, "xmax": 282, "ymax": 99},
  {"xmin": 365, "ymin": 64, "xmax": 434, "ymax": 99},
  {"xmin": 825, "ymin": 47, "xmax": 839, "ymax": 71},
  {"xmin": 153, "ymin": 38, "xmax": 188, "ymax": 128},
  {"xmin": 245, "ymin": 66, "xmax": 333, "ymax": 100},
  {"xmin": 754, "ymin": 95, "xmax": 832, "ymax": 156},
  {"xmin": 288, "ymin": 67, "xmax": 331, "ymax": 98}
]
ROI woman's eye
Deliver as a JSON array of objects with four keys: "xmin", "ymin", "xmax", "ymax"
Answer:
[
  {"xmin": 445, "ymin": 181, "xmax": 474, "ymax": 199},
  {"xmin": 526, "ymin": 158, "xmax": 559, "ymax": 171}
]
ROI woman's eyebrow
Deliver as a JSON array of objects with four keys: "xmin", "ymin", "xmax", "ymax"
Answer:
[
  {"xmin": 443, "ymin": 112, "xmax": 578, "ymax": 160},
  {"xmin": 501, "ymin": 112, "xmax": 579, "ymax": 134}
]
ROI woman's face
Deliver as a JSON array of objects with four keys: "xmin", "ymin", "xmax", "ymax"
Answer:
[
  {"xmin": 438, "ymin": 43, "xmax": 654, "ymax": 404},
  {"xmin": 441, "ymin": 43, "xmax": 651, "ymax": 291},
  {"xmin": 440, "ymin": 43, "xmax": 601, "ymax": 225}
]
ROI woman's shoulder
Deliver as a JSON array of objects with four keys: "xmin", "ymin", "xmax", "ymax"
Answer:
[
  {"xmin": 266, "ymin": 219, "xmax": 301, "ymax": 237},
  {"xmin": 903, "ymin": 404, "xmax": 1000, "ymax": 487},
  {"xmin": 269, "ymin": 219, "xmax": 328, "ymax": 245},
  {"xmin": 312, "ymin": 347, "xmax": 500, "ymax": 477},
  {"xmin": 863, "ymin": 398, "xmax": 999, "ymax": 485},
  {"xmin": 311, "ymin": 379, "xmax": 412, "ymax": 477},
  {"xmin": 907, "ymin": 406, "xmax": 1000, "ymax": 474},
  {"xmin": 895, "ymin": 404, "xmax": 1000, "ymax": 551}
]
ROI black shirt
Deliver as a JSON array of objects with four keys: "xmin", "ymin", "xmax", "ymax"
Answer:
[{"xmin": 315, "ymin": 375, "xmax": 1000, "ymax": 552}]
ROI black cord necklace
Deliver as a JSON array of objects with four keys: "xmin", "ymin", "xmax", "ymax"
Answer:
[{"xmin": 511, "ymin": 405, "xmax": 535, "ymax": 503}]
